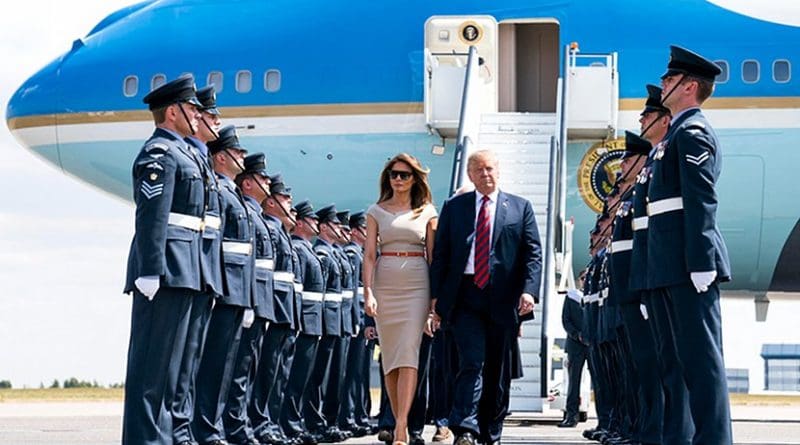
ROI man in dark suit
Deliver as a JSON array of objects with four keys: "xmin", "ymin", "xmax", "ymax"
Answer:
[
  {"xmin": 647, "ymin": 45, "xmax": 732, "ymax": 445},
  {"xmin": 430, "ymin": 149, "xmax": 542, "ymax": 445}
]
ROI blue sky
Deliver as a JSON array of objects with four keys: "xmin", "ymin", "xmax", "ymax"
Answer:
[{"xmin": 0, "ymin": 0, "xmax": 137, "ymax": 388}]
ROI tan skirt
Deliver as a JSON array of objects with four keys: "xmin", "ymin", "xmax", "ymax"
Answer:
[{"xmin": 372, "ymin": 255, "xmax": 430, "ymax": 374}]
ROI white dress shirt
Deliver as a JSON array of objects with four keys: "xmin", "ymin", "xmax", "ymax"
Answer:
[{"xmin": 464, "ymin": 189, "xmax": 499, "ymax": 274}]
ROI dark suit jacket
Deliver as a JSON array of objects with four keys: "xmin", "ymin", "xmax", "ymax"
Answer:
[{"xmin": 430, "ymin": 190, "xmax": 542, "ymax": 325}]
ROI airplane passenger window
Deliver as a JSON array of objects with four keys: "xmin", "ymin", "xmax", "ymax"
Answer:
[
  {"xmin": 236, "ymin": 70, "xmax": 252, "ymax": 93},
  {"xmin": 714, "ymin": 60, "xmax": 729, "ymax": 84},
  {"xmin": 773, "ymin": 60, "xmax": 791, "ymax": 83},
  {"xmin": 123, "ymin": 75, "xmax": 138, "ymax": 97},
  {"xmin": 151, "ymin": 74, "xmax": 166, "ymax": 91},
  {"xmin": 742, "ymin": 60, "xmax": 759, "ymax": 84},
  {"xmin": 264, "ymin": 69, "xmax": 281, "ymax": 92},
  {"xmin": 208, "ymin": 71, "xmax": 223, "ymax": 92}
]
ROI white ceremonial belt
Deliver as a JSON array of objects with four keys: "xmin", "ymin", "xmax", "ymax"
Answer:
[
  {"xmin": 168, "ymin": 212, "xmax": 204, "ymax": 231},
  {"xmin": 357, "ymin": 286, "xmax": 364, "ymax": 295},
  {"xmin": 325, "ymin": 293, "xmax": 343, "ymax": 302},
  {"xmin": 303, "ymin": 291, "xmax": 324, "ymax": 302},
  {"xmin": 342, "ymin": 290, "xmax": 354, "ymax": 300},
  {"xmin": 583, "ymin": 293, "xmax": 599, "ymax": 304},
  {"xmin": 647, "ymin": 197, "xmax": 683, "ymax": 216},
  {"xmin": 223, "ymin": 241, "xmax": 253, "ymax": 256},
  {"xmin": 632, "ymin": 216, "xmax": 649, "ymax": 231},
  {"xmin": 203, "ymin": 215, "xmax": 221, "ymax": 230},
  {"xmin": 294, "ymin": 283, "xmax": 303, "ymax": 292},
  {"xmin": 273, "ymin": 271, "xmax": 295, "ymax": 283},
  {"xmin": 611, "ymin": 240, "xmax": 633, "ymax": 253},
  {"xmin": 255, "ymin": 259, "xmax": 275, "ymax": 270}
]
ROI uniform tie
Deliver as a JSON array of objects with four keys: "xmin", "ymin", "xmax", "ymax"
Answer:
[{"xmin": 474, "ymin": 195, "xmax": 490, "ymax": 289}]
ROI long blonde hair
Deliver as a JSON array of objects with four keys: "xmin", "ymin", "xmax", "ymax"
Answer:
[{"xmin": 378, "ymin": 153, "xmax": 433, "ymax": 213}]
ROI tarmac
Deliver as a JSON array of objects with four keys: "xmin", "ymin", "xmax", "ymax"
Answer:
[{"xmin": 1, "ymin": 402, "xmax": 799, "ymax": 445}]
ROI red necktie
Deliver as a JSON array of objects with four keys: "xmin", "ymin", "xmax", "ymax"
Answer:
[{"xmin": 474, "ymin": 195, "xmax": 490, "ymax": 289}]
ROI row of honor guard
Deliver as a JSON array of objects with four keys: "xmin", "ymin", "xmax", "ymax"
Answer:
[
  {"xmin": 122, "ymin": 74, "xmax": 378, "ymax": 445},
  {"xmin": 561, "ymin": 46, "xmax": 733, "ymax": 445}
]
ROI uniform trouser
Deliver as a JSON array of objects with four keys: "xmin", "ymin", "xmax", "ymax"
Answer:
[
  {"xmin": 267, "ymin": 331, "xmax": 297, "ymax": 433},
  {"xmin": 587, "ymin": 342, "xmax": 612, "ymax": 430},
  {"xmin": 620, "ymin": 302, "xmax": 664, "ymax": 444},
  {"xmin": 303, "ymin": 334, "xmax": 337, "ymax": 432},
  {"xmin": 249, "ymin": 322, "xmax": 295, "ymax": 438},
  {"xmin": 222, "ymin": 317, "xmax": 268, "ymax": 444},
  {"xmin": 359, "ymin": 339, "xmax": 376, "ymax": 425},
  {"xmin": 280, "ymin": 333, "xmax": 320, "ymax": 436},
  {"xmin": 171, "ymin": 292, "xmax": 214, "ymax": 444},
  {"xmin": 375, "ymin": 335, "xmax": 433, "ymax": 435},
  {"xmin": 122, "ymin": 288, "xmax": 194, "ymax": 445},
  {"xmin": 614, "ymin": 324, "xmax": 640, "ymax": 437},
  {"xmin": 192, "ymin": 303, "xmax": 245, "ymax": 443},
  {"xmin": 597, "ymin": 338, "xmax": 624, "ymax": 433},
  {"xmin": 322, "ymin": 335, "xmax": 351, "ymax": 427},
  {"xmin": 431, "ymin": 328, "xmax": 458, "ymax": 427},
  {"xmin": 339, "ymin": 329, "xmax": 368, "ymax": 430},
  {"xmin": 564, "ymin": 342, "xmax": 588, "ymax": 419},
  {"xmin": 653, "ymin": 283, "xmax": 732, "ymax": 445},
  {"xmin": 643, "ymin": 291, "xmax": 694, "ymax": 445}
]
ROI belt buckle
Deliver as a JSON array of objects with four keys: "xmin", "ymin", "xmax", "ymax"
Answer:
[
  {"xmin": 399, "ymin": 251, "xmax": 408, "ymax": 257},
  {"xmin": 199, "ymin": 220, "xmax": 206, "ymax": 231}
]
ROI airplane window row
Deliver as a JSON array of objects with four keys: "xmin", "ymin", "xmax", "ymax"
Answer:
[
  {"xmin": 122, "ymin": 70, "xmax": 282, "ymax": 98},
  {"xmin": 714, "ymin": 59, "xmax": 791, "ymax": 84}
]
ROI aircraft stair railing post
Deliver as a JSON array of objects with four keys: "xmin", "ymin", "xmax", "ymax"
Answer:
[
  {"xmin": 449, "ymin": 45, "xmax": 482, "ymax": 195},
  {"xmin": 539, "ymin": 133, "xmax": 561, "ymax": 397}
]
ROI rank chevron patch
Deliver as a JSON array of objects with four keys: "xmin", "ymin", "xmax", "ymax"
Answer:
[
  {"xmin": 140, "ymin": 181, "xmax": 164, "ymax": 199},
  {"xmin": 685, "ymin": 151, "xmax": 710, "ymax": 166}
]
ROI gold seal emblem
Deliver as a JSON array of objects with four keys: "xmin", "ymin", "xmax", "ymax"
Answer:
[
  {"xmin": 458, "ymin": 21, "xmax": 483, "ymax": 44},
  {"xmin": 577, "ymin": 137, "xmax": 626, "ymax": 213}
]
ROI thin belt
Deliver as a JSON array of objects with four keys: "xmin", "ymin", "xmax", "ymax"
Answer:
[
  {"xmin": 255, "ymin": 259, "xmax": 275, "ymax": 270},
  {"xmin": 611, "ymin": 239, "xmax": 633, "ymax": 253},
  {"xmin": 222, "ymin": 241, "xmax": 252, "ymax": 256},
  {"xmin": 632, "ymin": 216, "xmax": 649, "ymax": 231},
  {"xmin": 303, "ymin": 291, "xmax": 324, "ymax": 302},
  {"xmin": 647, "ymin": 197, "xmax": 683, "ymax": 216},
  {"xmin": 273, "ymin": 271, "xmax": 295, "ymax": 283},
  {"xmin": 381, "ymin": 251, "xmax": 424, "ymax": 257}
]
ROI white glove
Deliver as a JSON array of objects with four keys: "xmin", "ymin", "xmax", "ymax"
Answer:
[
  {"xmin": 690, "ymin": 271, "xmax": 717, "ymax": 294},
  {"xmin": 134, "ymin": 276, "xmax": 160, "ymax": 300},
  {"xmin": 242, "ymin": 309, "xmax": 255, "ymax": 328},
  {"xmin": 639, "ymin": 303, "xmax": 649, "ymax": 320}
]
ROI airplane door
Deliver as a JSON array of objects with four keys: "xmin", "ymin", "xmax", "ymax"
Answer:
[
  {"xmin": 498, "ymin": 21, "xmax": 560, "ymax": 112},
  {"xmin": 424, "ymin": 16, "xmax": 498, "ymax": 135}
]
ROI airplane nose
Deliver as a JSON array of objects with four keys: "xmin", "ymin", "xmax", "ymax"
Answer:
[{"xmin": 6, "ymin": 56, "xmax": 62, "ymax": 170}]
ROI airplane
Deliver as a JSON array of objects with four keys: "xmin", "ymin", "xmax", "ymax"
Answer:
[{"xmin": 6, "ymin": 0, "xmax": 800, "ymax": 406}]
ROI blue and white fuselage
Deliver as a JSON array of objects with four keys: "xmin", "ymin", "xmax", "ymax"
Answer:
[{"xmin": 6, "ymin": 0, "xmax": 800, "ymax": 293}]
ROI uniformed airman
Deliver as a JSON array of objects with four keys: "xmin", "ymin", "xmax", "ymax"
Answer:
[
  {"xmin": 251, "ymin": 173, "xmax": 299, "ymax": 444},
  {"xmin": 222, "ymin": 153, "xmax": 277, "ymax": 445},
  {"xmin": 281, "ymin": 200, "xmax": 326, "ymax": 445},
  {"xmin": 122, "ymin": 74, "xmax": 206, "ymax": 445},
  {"xmin": 648, "ymin": 45, "xmax": 733, "ymax": 445},
  {"xmin": 172, "ymin": 84, "xmax": 224, "ymax": 445},
  {"xmin": 305, "ymin": 204, "xmax": 347, "ymax": 443},
  {"xmin": 193, "ymin": 125, "xmax": 255, "ymax": 445}
]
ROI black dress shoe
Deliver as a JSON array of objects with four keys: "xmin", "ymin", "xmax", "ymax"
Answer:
[
  {"xmin": 377, "ymin": 429, "xmax": 394, "ymax": 444},
  {"xmin": 176, "ymin": 441, "xmax": 198, "ymax": 445},
  {"xmin": 455, "ymin": 432, "xmax": 477, "ymax": 445},
  {"xmin": 409, "ymin": 432, "xmax": 425, "ymax": 445},
  {"xmin": 201, "ymin": 441, "xmax": 229, "ymax": 445},
  {"xmin": 558, "ymin": 416, "xmax": 578, "ymax": 428}
]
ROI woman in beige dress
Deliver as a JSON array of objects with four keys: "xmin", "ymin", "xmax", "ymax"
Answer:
[{"xmin": 363, "ymin": 153, "xmax": 438, "ymax": 445}]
